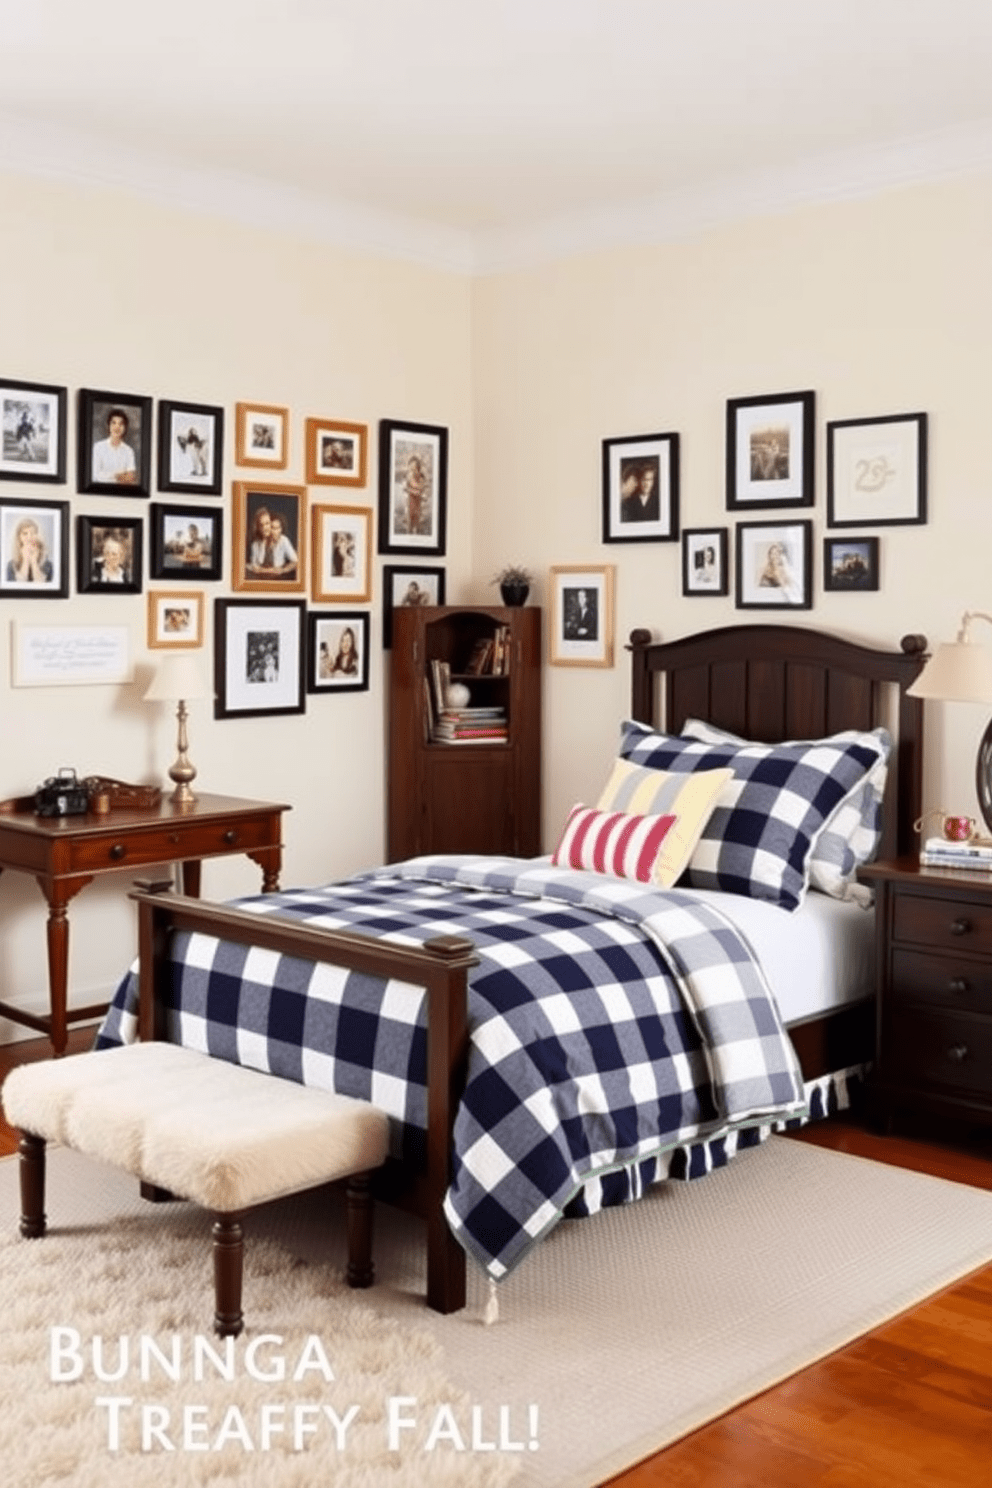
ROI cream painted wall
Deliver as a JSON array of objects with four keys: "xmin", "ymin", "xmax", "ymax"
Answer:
[
  {"xmin": 471, "ymin": 175, "xmax": 992, "ymax": 847},
  {"xmin": 0, "ymin": 171, "xmax": 473, "ymax": 1037}
]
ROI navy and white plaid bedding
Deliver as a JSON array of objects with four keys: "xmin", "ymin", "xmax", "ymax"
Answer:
[{"xmin": 97, "ymin": 854, "xmax": 807, "ymax": 1281}]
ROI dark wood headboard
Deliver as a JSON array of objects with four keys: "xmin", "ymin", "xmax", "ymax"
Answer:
[{"xmin": 628, "ymin": 624, "xmax": 928, "ymax": 861}]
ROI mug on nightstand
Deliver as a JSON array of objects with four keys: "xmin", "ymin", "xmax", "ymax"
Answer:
[{"xmin": 913, "ymin": 809, "xmax": 977, "ymax": 842}]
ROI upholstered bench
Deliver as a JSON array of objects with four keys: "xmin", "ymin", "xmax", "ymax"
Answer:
[{"xmin": 1, "ymin": 1042, "xmax": 390, "ymax": 1336}]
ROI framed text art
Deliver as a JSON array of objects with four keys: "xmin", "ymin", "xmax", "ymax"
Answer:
[
  {"xmin": 381, "ymin": 563, "xmax": 445, "ymax": 648},
  {"xmin": 602, "ymin": 431, "xmax": 679, "ymax": 543},
  {"xmin": 150, "ymin": 502, "xmax": 223, "ymax": 581},
  {"xmin": 0, "ymin": 378, "xmax": 67, "ymax": 484},
  {"xmin": 231, "ymin": 480, "xmax": 307, "ymax": 594},
  {"xmin": 682, "ymin": 527, "xmax": 729, "ymax": 597},
  {"xmin": 305, "ymin": 418, "xmax": 368, "ymax": 488},
  {"xmin": 75, "ymin": 515, "xmax": 143, "ymax": 595},
  {"xmin": 726, "ymin": 390, "xmax": 815, "ymax": 511},
  {"xmin": 826, "ymin": 413, "xmax": 927, "ymax": 527},
  {"xmin": 735, "ymin": 519, "xmax": 812, "ymax": 610},
  {"xmin": 377, "ymin": 418, "xmax": 448, "ymax": 556},
  {"xmin": 310, "ymin": 503, "xmax": 372, "ymax": 604},
  {"xmin": 549, "ymin": 564, "xmax": 615, "ymax": 667},
  {"xmin": 308, "ymin": 611, "xmax": 370, "ymax": 694},
  {"xmin": 214, "ymin": 598, "xmax": 306, "ymax": 719},
  {"xmin": 77, "ymin": 388, "xmax": 153, "ymax": 495},
  {"xmin": 157, "ymin": 399, "xmax": 224, "ymax": 495},
  {"xmin": 0, "ymin": 496, "xmax": 69, "ymax": 598},
  {"xmin": 147, "ymin": 590, "xmax": 204, "ymax": 649},
  {"xmin": 11, "ymin": 623, "xmax": 131, "ymax": 686}
]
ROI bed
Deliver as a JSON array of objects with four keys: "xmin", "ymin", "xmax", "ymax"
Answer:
[{"xmin": 97, "ymin": 622, "xmax": 928, "ymax": 1313}]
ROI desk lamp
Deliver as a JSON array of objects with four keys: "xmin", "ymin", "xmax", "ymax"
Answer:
[{"xmin": 143, "ymin": 654, "xmax": 212, "ymax": 805}]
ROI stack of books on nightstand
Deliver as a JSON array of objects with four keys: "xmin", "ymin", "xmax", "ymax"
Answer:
[{"xmin": 919, "ymin": 835, "xmax": 992, "ymax": 870}]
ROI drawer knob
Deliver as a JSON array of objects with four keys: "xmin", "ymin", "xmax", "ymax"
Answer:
[
  {"xmin": 950, "ymin": 918, "xmax": 972, "ymax": 936},
  {"xmin": 223, "ymin": 829, "xmax": 237, "ymax": 845},
  {"xmin": 109, "ymin": 843, "xmax": 126, "ymax": 861},
  {"xmin": 948, "ymin": 978, "xmax": 969, "ymax": 994},
  {"xmin": 946, "ymin": 1044, "xmax": 969, "ymax": 1063}
]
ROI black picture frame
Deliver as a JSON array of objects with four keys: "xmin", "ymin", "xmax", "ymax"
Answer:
[
  {"xmin": 76, "ymin": 515, "xmax": 144, "ymax": 594},
  {"xmin": 0, "ymin": 495, "xmax": 69, "ymax": 598},
  {"xmin": 682, "ymin": 527, "xmax": 729, "ymax": 597},
  {"xmin": 0, "ymin": 378, "xmax": 67, "ymax": 484},
  {"xmin": 214, "ymin": 598, "xmax": 306, "ymax": 720},
  {"xmin": 308, "ymin": 610, "xmax": 370, "ymax": 694},
  {"xmin": 381, "ymin": 563, "xmax": 446, "ymax": 647},
  {"xmin": 735, "ymin": 519, "xmax": 813, "ymax": 610},
  {"xmin": 77, "ymin": 388, "xmax": 153, "ymax": 495},
  {"xmin": 826, "ymin": 413, "xmax": 927, "ymax": 527},
  {"xmin": 601, "ymin": 431, "xmax": 680, "ymax": 543},
  {"xmin": 377, "ymin": 418, "xmax": 448, "ymax": 556},
  {"xmin": 150, "ymin": 501, "xmax": 223, "ymax": 581},
  {"xmin": 823, "ymin": 536, "xmax": 880, "ymax": 592},
  {"xmin": 726, "ymin": 390, "xmax": 815, "ymax": 510},
  {"xmin": 157, "ymin": 399, "xmax": 225, "ymax": 495}
]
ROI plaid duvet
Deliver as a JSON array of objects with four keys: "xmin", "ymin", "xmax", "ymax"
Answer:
[{"xmin": 97, "ymin": 854, "xmax": 807, "ymax": 1281}]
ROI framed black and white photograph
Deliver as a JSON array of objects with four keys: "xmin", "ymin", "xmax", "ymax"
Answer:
[
  {"xmin": 381, "ymin": 563, "xmax": 445, "ymax": 647},
  {"xmin": 150, "ymin": 502, "xmax": 223, "ymax": 581},
  {"xmin": 726, "ymin": 390, "xmax": 815, "ymax": 510},
  {"xmin": 602, "ymin": 431, "xmax": 679, "ymax": 543},
  {"xmin": 826, "ymin": 413, "xmax": 927, "ymax": 527},
  {"xmin": 157, "ymin": 399, "xmax": 224, "ymax": 495},
  {"xmin": 77, "ymin": 388, "xmax": 152, "ymax": 495},
  {"xmin": 735, "ymin": 519, "xmax": 813, "ymax": 610},
  {"xmin": 214, "ymin": 598, "xmax": 306, "ymax": 719},
  {"xmin": 823, "ymin": 536, "xmax": 880, "ymax": 592},
  {"xmin": 310, "ymin": 503, "xmax": 372, "ymax": 603},
  {"xmin": 306, "ymin": 417, "xmax": 368, "ymax": 488},
  {"xmin": 76, "ymin": 515, "xmax": 143, "ymax": 595},
  {"xmin": 377, "ymin": 418, "xmax": 448, "ymax": 555},
  {"xmin": 308, "ymin": 610, "xmax": 370, "ymax": 694},
  {"xmin": 549, "ymin": 564, "xmax": 615, "ymax": 667},
  {"xmin": 0, "ymin": 496, "xmax": 69, "ymax": 598},
  {"xmin": 147, "ymin": 589, "xmax": 204, "ymax": 649},
  {"xmin": 235, "ymin": 401, "xmax": 288, "ymax": 469},
  {"xmin": 231, "ymin": 480, "xmax": 306, "ymax": 593},
  {"xmin": 682, "ymin": 527, "xmax": 729, "ymax": 597},
  {"xmin": 0, "ymin": 378, "xmax": 67, "ymax": 483}
]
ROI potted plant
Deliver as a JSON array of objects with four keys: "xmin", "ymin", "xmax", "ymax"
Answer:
[{"xmin": 492, "ymin": 564, "xmax": 533, "ymax": 607}]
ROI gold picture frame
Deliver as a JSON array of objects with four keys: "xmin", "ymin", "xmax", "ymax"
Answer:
[
  {"xmin": 235, "ymin": 401, "xmax": 289, "ymax": 469},
  {"xmin": 549, "ymin": 564, "xmax": 615, "ymax": 668},
  {"xmin": 231, "ymin": 480, "xmax": 307, "ymax": 594},
  {"xmin": 305, "ymin": 418, "xmax": 368, "ymax": 487},
  {"xmin": 310, "ymin": 503, "xmax": 372, "ymax": 603},
  {"xmin": 147, "ymin": 589, "xmax": 204, "ymax": 649}
]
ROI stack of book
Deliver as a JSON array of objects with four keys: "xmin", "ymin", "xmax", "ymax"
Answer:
[
  {"xmin": 433, "ymin": 705, "xmax": 508, "ymax": 744},
  {"xmin": 919, "ymin": 835, "xmax": 992, "ymax": 871}
]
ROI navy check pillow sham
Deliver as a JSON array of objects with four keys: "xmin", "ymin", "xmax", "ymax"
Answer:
[{"xmin": 618, "ymin": 719, "xmax": 887, "ymax": 911}]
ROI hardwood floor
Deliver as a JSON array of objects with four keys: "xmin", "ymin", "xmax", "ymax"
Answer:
[{"xmin": 3, "ymin": 1038, "xmax": 992, "ymax": 1484}]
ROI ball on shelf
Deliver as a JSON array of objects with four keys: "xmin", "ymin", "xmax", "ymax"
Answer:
[{"xmin": 445, "ymin": 682, "xmax": 471, "ymax": 709}]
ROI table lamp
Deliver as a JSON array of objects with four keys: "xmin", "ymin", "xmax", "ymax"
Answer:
[
  {"xmin": 906, "ymin": 610, "xmax": 992, "ymax": 833},
  {"xmin": 143, "ymin": 653, "xmax": 212, "ymax": 805}
]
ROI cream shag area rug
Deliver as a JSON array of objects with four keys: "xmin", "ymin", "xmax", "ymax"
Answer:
[{"xmin": 4, "ymin": 1135, "xmax": 992, "ymax": 1488}]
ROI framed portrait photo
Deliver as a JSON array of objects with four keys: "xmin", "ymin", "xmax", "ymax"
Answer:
[
  {"xmin": 682, "ymin": 527, "xmax": 729, "ymax": 597},
  {"xmin": 77, "ymin": 388, "xmax": 152, "ymax": 495},
  {"xmin": 0, "ymin": 496, "xmax": 69, "ymax": 598},
  {"xmin": 308, "ymin": 611, "xmax": 370, "ymax": 695},
  {"xmin": 381, "ymin": 563, "xmax": 446, "ymax": 648},
  {"xmin": 823, "ymin": 536, "xmax": 880, "ymax": 592},
  {"xmin": 235, "ymin": 402, "xmax": 288, "ymax": 469},
  {"xmin": 726, "ymin": 390, "xmax": 815, "ymax": 510},
  {"xmin": 214, "ymin": 598, "xmax": 306, "ymax": 720},
  {"xmin": 826, "ymin": 413, "xmax": 927, "ymax": 527},
  {"xmin": 735, "ymin": 519, "xmax": 813, "ymax": 610},
  {"xmin": 549, "ymin": 564, "xmax": 615, "ymax": 667},
  {"xmin": 306, "ymin": 418, "xmax": 368, "ymax": 488},
  {"xmin": 0, "ymin": 378, "xmax": 67, "ymax": 483},
  {"xmin": 377, "ymin": 418, "xmax": 448, "ymax": 556},
  {"xmin": 231, "ymin": 480, "xmax": 306, "ymax": 594},
  {"xmin": 76, "ymin": 515, "xmax": 143, "ymax": 595},
  {"xmin": 602, "ymin": 431, "xmax": 679, "ymax": 543},
  {"xmin": 311, "ymin": 503, "xmax": 372, "ymax": 603},
  {"xmin": 147, "ymin": 589, "xmax": 204, "ymax": 649},
  {"xmin": 157, "ymin": 399, "xmax": 224, "ymax": 495},
  {"xmin": 150, "ymin": 502, "xmax": 223, "ymax": 581}
]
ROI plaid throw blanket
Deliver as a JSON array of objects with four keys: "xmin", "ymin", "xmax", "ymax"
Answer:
[{"xmin": 97, "ymin": 855, "xmax": 806, "ymax": 1281}]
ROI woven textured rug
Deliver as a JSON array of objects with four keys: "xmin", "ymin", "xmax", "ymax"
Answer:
[{"xmin": 3, "ymin": 1135, "xmax": 992, "ymax": 1488}]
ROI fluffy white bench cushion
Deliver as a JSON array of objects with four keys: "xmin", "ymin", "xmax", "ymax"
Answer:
[{"xmin": 2, "ymin": 1043, "xmax": 389, "ymax": 1212}]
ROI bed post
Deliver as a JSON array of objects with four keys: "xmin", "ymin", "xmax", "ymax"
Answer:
[{"xmin": 628, "ymin": 629, "xmax": 655, "ymax": 724}]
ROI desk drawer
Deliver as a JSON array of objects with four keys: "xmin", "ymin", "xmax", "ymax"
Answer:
[
  {"xmin": 66, "ymin": 816, "xmax": 277, "ymax": 872},
  {"xmin": 882, "ymin": 1006, "xmax": 992, "ymax": 1101},
  {"xmin": 892, "ymin": 890, "xmax": 992, "ymax": 955},
  {"xmin": 891, "ymin": 947, "xmax": 992, "ymax": 1013}
]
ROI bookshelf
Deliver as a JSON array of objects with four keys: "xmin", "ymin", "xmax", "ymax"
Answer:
[{"xmin": 387, "ymin": 604, "xmax": 542, "ymax": 861}]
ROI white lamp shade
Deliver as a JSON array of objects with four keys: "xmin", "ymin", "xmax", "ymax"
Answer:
[
  {"xmin": 906, "ymin": 640, "xmax": 992, "ymax": 704},
  {"xmin": 143, "ymin": 653, "xmax": 212, "ymax": 703}
]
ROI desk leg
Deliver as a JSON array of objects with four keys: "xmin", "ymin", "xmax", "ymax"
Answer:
[
  {"xmin": 247, "ymin": 845, "xmax": 282, "ymax": 893},
  {"xmin": 180, "ymin": 860, "xmax": 202, "ymax": 897}
]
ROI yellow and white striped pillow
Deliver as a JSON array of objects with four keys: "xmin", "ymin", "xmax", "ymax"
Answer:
[{"xmin": 593, "ymin": 758, "xmax": 733, "ymax": 887}]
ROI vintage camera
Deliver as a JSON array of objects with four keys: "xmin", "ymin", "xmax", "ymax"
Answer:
[{"xmin": 34, "ymin": 768, "xmax": 90, "ymax": 818}]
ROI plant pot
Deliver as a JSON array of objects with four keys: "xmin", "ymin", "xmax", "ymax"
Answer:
[{"xmin": 500, "ymin": 582, "xmax": 529, "ymax": 607}]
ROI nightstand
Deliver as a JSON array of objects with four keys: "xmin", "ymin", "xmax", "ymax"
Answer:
[{"xmin": 859, "ymin": 857, "xmax": 992, "ymax": 1127}]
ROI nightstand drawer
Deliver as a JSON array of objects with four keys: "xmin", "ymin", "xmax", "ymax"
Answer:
[
  {"xmin": 891, "ymin": 948, "xmax": 992, "ymax": 1012},
  {"xmin": 883, "ymin": 1007, "xmax": 992, "ymax": 1099},
  {"xmin": 892, "ymin": 891, "xmax": 992, "ymax": 955}
]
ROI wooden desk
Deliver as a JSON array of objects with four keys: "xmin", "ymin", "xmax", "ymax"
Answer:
[{"xmin": 0, "ymin": 792, "xmax": 289, "ymax": 1054}]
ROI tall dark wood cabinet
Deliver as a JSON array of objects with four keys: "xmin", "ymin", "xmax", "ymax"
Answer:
[{"xmin": 388, "ymin": 604, "xmax": 542, "ymax": 862}]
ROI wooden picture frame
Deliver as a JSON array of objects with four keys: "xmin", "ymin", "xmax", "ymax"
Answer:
[
  {"xmin": 549, "ymin": 564, "xmax": 615, "ymax": 667},
  {"xmin": 377, "ymin": 418, "xmax": 448, "ymax": 555},
  {"xmin": 308, "ymin": 610, "xmax": 370, "ymax": 694},
  {"xmin": 602, "ymin": 431, "xmax": 679, "ymax": 543},
  {"xmin": 381, "ymin": 563, "xmax": 446, "ymax": 648},
  {"xmin": 826, "ymin": 413, "xmax": 927, "ymax": 527},
  {"xmin": 310, "ymin": 503, "xmax": 372, "ymax": 603},
  {"xmin": 231, "ymin": 480, "xmax": 306, "ymax": 593},
  {"xmin": 214, "ymin": 598, "xmax": 306, "ymax": 719},
  {"xmin": 735, "ymin": 519, "xmax": 813, "ymax": 610},
  {"xmin": 75, "ymin": 515, "xmax": 143, "ymax": 594},
  {"xmin": 147, "ymin": 589, "xmax": 204, "ymax": 648},
  {"xmin": 682, "ymin": 527, "xmax": 729, "ymax": 597},
  {"xmin": 726, "ymin": 390, "xmax": 815, "ymax": 510},
  {"xmin": 157, "ymin": 399, "xmax": 224, "ymax": 495},
  {"xmin": 149, "ymin": 502, "xmax": 223, "ymax": 581},
  {"xmin": 0, "ymin": 378, "xmax": 67, "ymax": 483},
  {"xmin": 823, "ymin": 536, "xmax": 880, "ymax": 592},
  {"xmin": 235, "ymin": 401, "xmax": 289, "ymax": 469},
  {"xmin": 305, "ymin": 417, "xmax": 368, "ymax": 487},
  {"xmin": 0, "ymin": 495, "xmax": 69, "ymax": 598},
  {"xmin": 77, "ymin": 388, "xmax": 153, "ymax": 495}
]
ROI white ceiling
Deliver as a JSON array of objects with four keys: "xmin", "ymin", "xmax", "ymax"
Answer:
[{"xmin": 3, "ymin": 0, "xmax": 992, "ymax": 272}]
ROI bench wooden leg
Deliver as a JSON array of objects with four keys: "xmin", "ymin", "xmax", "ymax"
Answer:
[
  {"xmin": 212, "ymin": 1211, "xmax": 245, "ymax": 1338},
  {"xmin": 346, "ymin": 1172, "xmax": 375, "ymax": 1288},
  {"xmin": 18, "ymin": 1131, "xmax": 47, "ymax": 1239}
]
